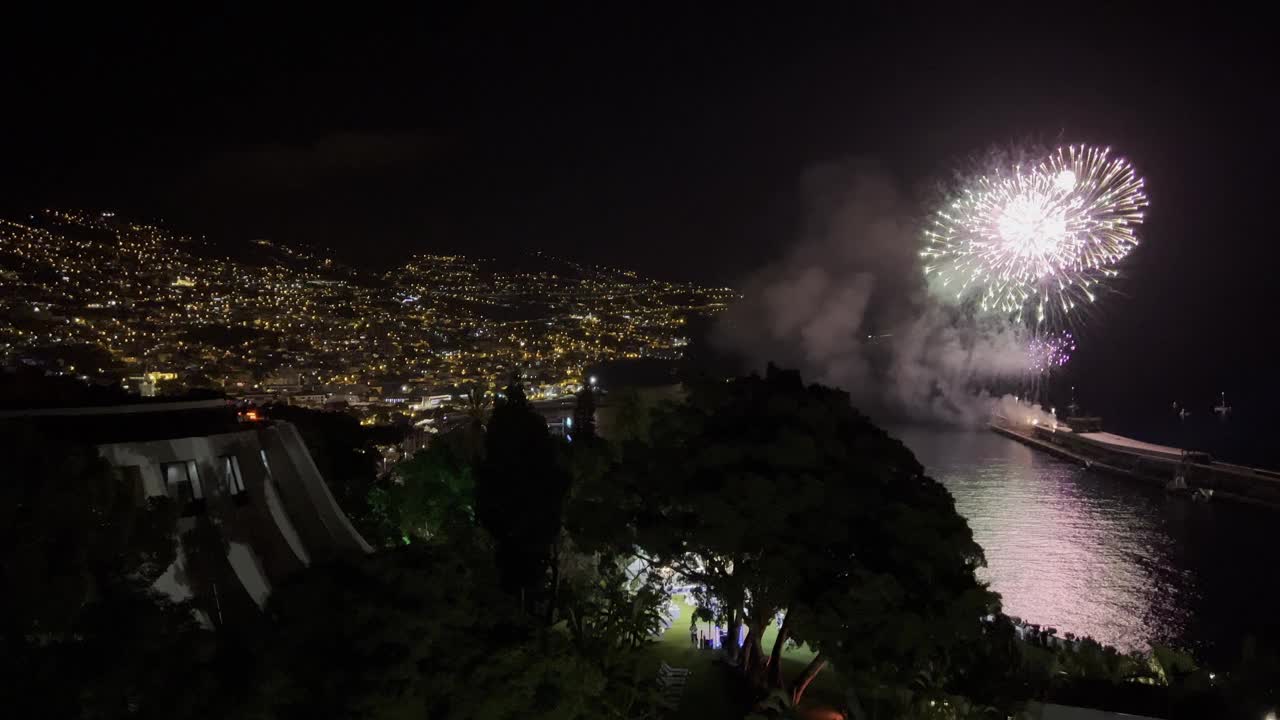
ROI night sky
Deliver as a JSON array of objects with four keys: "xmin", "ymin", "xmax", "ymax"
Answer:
[{"xmin": 3, "ymin": 9, "xmax": 1278, "ymax": 448}]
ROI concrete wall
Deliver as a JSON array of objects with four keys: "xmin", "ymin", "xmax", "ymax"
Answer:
[
  {"xmin": 95, "ymin": 420, "xmax": 369, "ymax": 615},
  {"xmin": 258, "ymin": 423, "xmax": 373, "ymax": 558}
]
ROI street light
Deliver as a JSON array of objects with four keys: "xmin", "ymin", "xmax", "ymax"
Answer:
[{"xmin": 588, "ymin": 375, "xmax": 598, "ymax": 386}]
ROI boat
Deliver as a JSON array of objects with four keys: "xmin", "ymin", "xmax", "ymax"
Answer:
[{"xmin": 1214, "ymin": 392, "xmax": 1232, "ymax": 418}]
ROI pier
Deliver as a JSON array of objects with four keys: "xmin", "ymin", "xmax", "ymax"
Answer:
[{"xmin": 990, "ymin": 415, "xmax": 1280, "ymax": 510}]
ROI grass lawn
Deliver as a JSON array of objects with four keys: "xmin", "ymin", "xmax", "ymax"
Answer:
[{"xmin": 638, "ymin": 595, "xmax": 845, "ymax": 719}]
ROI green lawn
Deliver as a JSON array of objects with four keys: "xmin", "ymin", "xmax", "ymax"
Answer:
[
  {"xmin": 638, "ymin": 595, "xmax": 741, "ymax": 719},
  {"xmin": 639, "ymin": 595, "xmax": 845, "ymax": 719}
]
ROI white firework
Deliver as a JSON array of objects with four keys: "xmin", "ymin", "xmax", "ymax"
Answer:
[{"xmin": 922, "ymin": 145, "xmax": 1147, "ymax": 326}]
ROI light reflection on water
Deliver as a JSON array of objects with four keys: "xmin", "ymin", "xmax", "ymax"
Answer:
[{"xmin": 894, "ymin": 426, "xmax": 1280, "ymax": 662}]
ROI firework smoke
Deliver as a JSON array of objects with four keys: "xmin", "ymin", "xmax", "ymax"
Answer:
[
  {"xmin": 714, "ymin": 162, "xmax": 1028, "ymax": 425},
  {"xmin": 992, "ymin": 393, "xmax": 1060, "ymax": 429},
  {"xmin": 716, "ymin": 147, "xmax": 1144, "ymax": 425}
]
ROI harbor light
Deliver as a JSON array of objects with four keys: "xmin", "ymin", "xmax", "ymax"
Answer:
[{"xmin": 589, "ymin": 375, "xmax": 598, "ymax": 386}]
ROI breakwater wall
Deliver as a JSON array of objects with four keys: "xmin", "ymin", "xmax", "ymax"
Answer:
[{"xmin": 990, "ymin": 422, "xmax": 1280, "ymax": 510}]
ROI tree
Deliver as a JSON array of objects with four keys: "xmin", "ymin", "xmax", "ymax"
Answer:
[
  {"xmin": 562, "ymin": 380, "xmax": 617, "ymax": 553},
  {"xmin": 475, "ymin": 377, "xmax": 571, "ymax": 615},
  {"xmin": 0, "ymin": 423, "xmax": 178, "ymax": 641},
  {"xmin": 64, "ymin": 588, "xmax": 223, "ymax": 720},
  {"xmin": 245, "ymin": 540, "xmax": 607, "ymax": 720},
  {"xmin": 458, "ymin": 383, "xmax": 491, "ymax": 461},
  {"xmin": 0, "ymin": 423, "xmax": 226, "ymax": 719},
  {"xmin": 605, "ymin": 387, "xmax": 654, "ymax": 448},
  {"xmin": 611, "ymin": 366, "xmax": 1000, "ymax": 708},
  {"xmin": 387, "ymin": 431, "xmax": 476, "ymax": 542},
  {"xmin": 572, "ymin": 382, "xmax": 597, "ymax": 442},
  {"xmin": 557, "ymin": 552, "xmax": 673, "ymax": 720},
  {"xmin": 560, "ymin": 553, "xmax": 670, "ymax": 655}
]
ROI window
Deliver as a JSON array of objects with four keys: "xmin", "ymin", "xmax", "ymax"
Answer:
[
  {"xmin": 185, "ymin": 460, "xmax": 203, "ymax": 499},
  {"xmin": 221, "ymin": 455, "xmax": 249, "ymax": 505},
  {"xmin": 221, "ymin": 455, "xmax": 245, "ymax": 494},
  {"xmin": 260, "ymin": 448, "xmax": 285, "ymax": 501},
  {"xmin": 162, "ymin": 460, "xmax": 205, "ymax": 515}
]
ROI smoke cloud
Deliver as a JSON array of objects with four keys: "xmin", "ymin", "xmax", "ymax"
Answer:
[
  {"xmin": 714, "ymin": 161, "xmax": 1027, "ymax": 426},
  {"xmin": 992, "ymin": 394, "xmax": 1060, "ymax": 429}
]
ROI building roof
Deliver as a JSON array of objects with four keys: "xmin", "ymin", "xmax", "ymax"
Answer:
[{"xmin": 0, "ymin": 398, "xmax": 247, "ymax": 444}]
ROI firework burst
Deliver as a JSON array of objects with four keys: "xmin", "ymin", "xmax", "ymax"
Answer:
[
  {"xmin": 922, "ymin": 145, "xmax": 1147, "ymax": 327},
  {"xmin": 1026, "ymin": 331, "xmax": 1075, "ymax": 374}
]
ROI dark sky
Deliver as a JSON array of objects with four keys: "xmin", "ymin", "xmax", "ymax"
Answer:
[{"xmin": 3, "ymin": 9, "xmax": 1278, "ymax": 434}]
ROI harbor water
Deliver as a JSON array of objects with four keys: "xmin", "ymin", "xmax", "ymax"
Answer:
[{"xmin": 895, "ymin": 426, "xmax": 1280, "ymax": 665}]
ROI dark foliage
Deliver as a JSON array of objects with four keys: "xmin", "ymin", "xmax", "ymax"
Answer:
[
  {"xmin": 475, "ymin": 379, "xmax": 571, "ymax": 611},
  {"xmin": 0, "ymin": 365, "xmax": 134, "ymax": 408},
  {"xmin": 608, "ymin": 366, "xmax": 1001, "ymax": 707},
  {"xmin": 0, "ymin": 425, "xmax": 224, "ymax": 719},
  {"xmin": 0, "ymin": 424, "xmax": 178, "ymax": 638},
  {"xmin": 243, "ymin": 541, "xmax": 606, "ymax": 720},
  {"xmin": 571, "ymin": 383, "xmax": 597, "ymax": 442},
  {"xmin": 382, "ymin": 429, "xmax": 475, "ymax": 542}
]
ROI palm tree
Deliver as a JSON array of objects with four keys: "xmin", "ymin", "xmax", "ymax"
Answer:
[
  {"xmin": 464, "ymin": 384, "xmax": 490, "ymax": 428},
  {"xmin": 459, "ymin": 384, "xmax": 490, "ymax": 461}
]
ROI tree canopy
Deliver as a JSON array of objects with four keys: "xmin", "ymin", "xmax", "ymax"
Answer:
[
  {"xmin": 607, "ymin": 366, "xmax": 999, "ymax": 706},
  {"xmin": 245, "ymin": 541, "xmax": 608, "ymax": 720},
  {"xmin": 383, "ymin": 430, "xmax": 476, "ymax": 543}
]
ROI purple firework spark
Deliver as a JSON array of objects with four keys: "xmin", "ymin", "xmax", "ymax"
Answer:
[{"xmin": 1027, "ymin": 332, "xmax": 1074, "ymax": 374}]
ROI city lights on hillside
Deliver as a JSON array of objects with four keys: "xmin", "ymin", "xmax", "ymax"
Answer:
[{"xmin": 0, "ymin": 210, "xmax": 736, "ymax": 417}]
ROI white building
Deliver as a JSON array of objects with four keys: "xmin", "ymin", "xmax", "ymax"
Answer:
[{"xmin": 1, "ymin": 399, "xmax": 371, "ymax": 623}]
